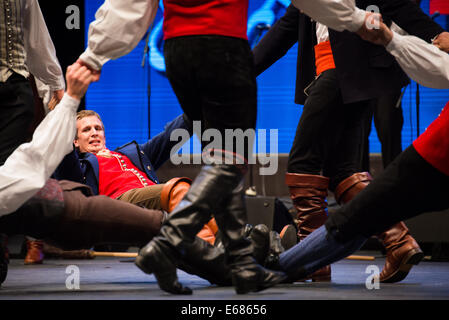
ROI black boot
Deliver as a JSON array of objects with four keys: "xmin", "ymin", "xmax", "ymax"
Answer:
[
  {"xmin": 136, "ymin": 240, "xmax": 192, "ymax": 294},
  {"xmin": 212, "ymin": 181, "xmax": 286, "ymax": 294},
  {"xmin": 136, "ymin": 150, "xmax": 286, "ymax": 294},
  {"xmin": 136, "ymin": 160, "xmax": 248, "ymax": 294},
  {"xmin": 176, "ymin": 224, "xmax": 281, "ymax": 288},
  {"xmin": 177, "ymin": 237, "xmax": 232, "ymax": 286},
  {"xmin": 214, "ymin": 223, "xmax": 271, "ymax": 266}
]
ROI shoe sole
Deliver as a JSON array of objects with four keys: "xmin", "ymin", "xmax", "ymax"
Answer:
[
  {"xmin": 280, "ymin": 225, "xmax": 298, "ymax": 251},
  {"xmin": 380, "ymin": 248, "xmax": 424, "ymax": 283},
  {"xmin": 233, "ymin": 272, "xmax": 288, "ymax": 294}
]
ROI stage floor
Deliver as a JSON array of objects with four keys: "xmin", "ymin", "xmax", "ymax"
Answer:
[{"xmin": 1, "ymin": 251, "xmax": 449, "ymax": 301}]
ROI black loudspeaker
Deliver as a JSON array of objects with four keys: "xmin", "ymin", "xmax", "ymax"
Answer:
[{"xmin": 245, "ymin": 196, "xmax": 295, "ymax": 234}]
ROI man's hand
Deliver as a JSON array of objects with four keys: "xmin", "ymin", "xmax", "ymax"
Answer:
[
  {"xmin": 76, "ymin": 59, "xmax": 101, "ymax": 82},
  {"xmin": 66, "ymin": 63, "xmax": 93, "ymax": 101},
  {"xmin": 47, "ymin": 89, "xmax": 65, "ymax": 111},
  {"xmin": 433, "ymin": 32, "xmax": 449, "ymax": 53},
  {"xmin": 356, "ymin": 12, "xmax": 393, "ymax": 47}
]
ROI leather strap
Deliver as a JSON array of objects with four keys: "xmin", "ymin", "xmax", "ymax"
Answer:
[{"xmin": 334, "ymin": 172, "xmax": 372, "ymax": 204}]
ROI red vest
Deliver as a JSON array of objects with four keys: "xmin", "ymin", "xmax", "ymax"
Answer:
[
  {"xmin": 413, "ymin": 101, "xmax": 449, "ymax": 176},
  {"xmin": 97, "ymin": 151, "xmax": 155, "ymax": 199},
  {"xmin": 162, "ymin": 0, "xmax": 248, "ymax": 40}
]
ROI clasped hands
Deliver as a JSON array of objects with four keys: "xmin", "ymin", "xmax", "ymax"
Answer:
[{"xmin": 357, "ymin": 11, "xmax": 449, "ymax": 53}]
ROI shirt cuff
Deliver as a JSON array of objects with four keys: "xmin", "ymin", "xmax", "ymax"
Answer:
[
  {"xmin": 79, "ymin": 47, "xmax": 110, "ymax": 71},
  {"xmin": 347, "ymin": 7, "xmax": 366, "ymax": 33},
  {"xmin": 59, "ymin": 93, "xmax": 81, "ymax": 112},
  {"xmin": 385, "ymin": 32, "xmax": 404, "ymax": 53}
]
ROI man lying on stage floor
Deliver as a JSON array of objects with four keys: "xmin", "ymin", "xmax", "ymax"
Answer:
[{"xmin": 0, "ymin": 61, "xmax": 286, "ymax": 287}]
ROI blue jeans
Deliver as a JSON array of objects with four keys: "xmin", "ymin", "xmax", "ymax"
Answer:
[{"xmin": 279, "ymin": 225, "xmax": 367, "ymax": 278}]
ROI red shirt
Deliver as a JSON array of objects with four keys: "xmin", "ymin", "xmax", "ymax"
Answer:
[
  {"xmin": 413, "ymin": 101, "xmax": 449, "ymax": 176},
  {"xmin": 162, "ymin": 0, "xmax": 248, "ymax": 40},
  {"xmin": 97, "ymin": 150, "xmax": 155, "ymax": 199},
  {"xmin": 430, "ymin": 0, "xmax": 449, "ymax": 15}
]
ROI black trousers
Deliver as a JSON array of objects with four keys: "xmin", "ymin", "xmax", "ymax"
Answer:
[
  {"xmin": 287, "ymin": 69, "xmax": 372, "ymax": 191},
  {"xmin": 164, "ymin": 35, "xmax": 257, "ymax": 159},
  {"xmin": 362, "ymin": 90, "xmax": 404, "ymax": 170},
  {"xmin": 0, "ymin": 73, "xmax": 35, "ymax": 165},
  {"xmin": 326, "ymin": 145, "xmax": 449, "ymax": 242}
]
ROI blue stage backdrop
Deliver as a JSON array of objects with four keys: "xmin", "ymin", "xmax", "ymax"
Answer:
[{"xmin": 85, "ymin": 0, "xmax": 449, "ymax": 156}]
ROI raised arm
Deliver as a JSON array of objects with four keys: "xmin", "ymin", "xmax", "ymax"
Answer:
[
  {"xmin": 78, "ymin": 0, "xmax": 159, "ymax": 74},
  {"xmin": 359, "ymin": 18, "xmax": 449, "ymax": 89},
  {"xmin": 0, "ymin": 64, "xmax": 93, "ymax": 216},
  {"xmin": 290, "ymin": 0, "xmax": 366, "ymax": 32}
]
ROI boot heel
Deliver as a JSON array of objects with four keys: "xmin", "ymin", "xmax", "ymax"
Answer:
[
  {"xmin": 404, "ymin": 248, "xmax": 424, "ymax": 266},
  {"xmin": 232, "ymin": 273, "xmax": 257, "ymax": 294},
  {"xmin": 381, "ymin": 248, "xmax": 424, "ymax": 283},
  {"xmin": 135, "ymin": 255, "xmax": 154, "ymax": 275}
]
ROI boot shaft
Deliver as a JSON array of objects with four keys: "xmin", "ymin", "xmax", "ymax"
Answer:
[{"xmin": 286, "ymin": 173, "xmax": 329, "ymax": 241}]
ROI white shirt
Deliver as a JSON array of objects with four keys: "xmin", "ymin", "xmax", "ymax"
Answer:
[
  {"xmin": 316, "ymin": 23, "xmax": 330, "ymax": 44},
  {"xmin": 79, "ymin": 0, "xmax": 449, "ymax": 89},
  {"xmin": 79, "ymin": 0, "xmax": 159, "ymax": 71},
  {"xmin": 386, "ymin": 32, "xmax": 449, "ymax": 89},
  {"xmin": 292, "ymin": 0, "xmax": 449, "ymax": 89},
  {"xmin": 79, "ymin": 0, "xmax": 362, "ymax": 70},
  {"xmin": 0, "ymin": 94, "xmax": 80, "ymax": 216},
  {"xmin": 291, "ymin": 0, "xmax": 367, "ymax": 33}
]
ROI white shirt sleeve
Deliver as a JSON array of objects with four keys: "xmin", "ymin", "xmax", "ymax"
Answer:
[
  {"xmin": 290, "ymin": 0, "xmax": 366, "ymax": 32},
  {"xmin": 0, "ymin": 94, "xmax": 80, "ymax": 217},
  {"xmin": 22, "ymin": 0, "xmax": 65, "ymax": 91},
  {"xmin": 79, "ymin": 0, "xmax": 159, "ymax": 70},
  {"xmin": 386, "ymin": 32, "xmax": 449, "ymax": 89}
]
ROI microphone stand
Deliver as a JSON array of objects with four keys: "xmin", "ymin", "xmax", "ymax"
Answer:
[
  {"xmin": 416, "ymin": 11, "xmax": 441, "ymax": 138},
  {"xmin": 142, "ymin": 23, "xmax": 154, "ymax": 139}
]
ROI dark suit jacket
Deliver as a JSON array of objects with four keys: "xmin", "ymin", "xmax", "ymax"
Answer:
[
  {"xmin": 53, "ymin": 114, "xmax": 193, "ymax": 195},
  {"xmin": 253, "ymin": 0, "xmax": 445, "ymax": 104}
]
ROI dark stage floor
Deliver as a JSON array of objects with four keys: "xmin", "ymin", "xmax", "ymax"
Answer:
[{"xmin": 1, "ymin": 251, "xmax": 448, "ymax": 301}]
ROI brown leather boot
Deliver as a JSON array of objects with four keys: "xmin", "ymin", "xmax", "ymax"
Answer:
[
  {"xmin": 334, "ymin": 172, "xmax": 372, "ymax": 204},
  {"xmin": 160, "ymin": 177, "xmax": 192, "ymax": 213},
  {"xmin": 24, "ymin": 240, "xmax": 44, "ymax": 265},
  {"xmin": 376, "ymin": 222, "xmax": 424, "ymax": 283},
  {"xmin": 334, "ymin": 172, "xmax": 423, "ymax": 283},
  {"xmin": 286, "ymin": 173, "xmax": 331, "ymax": 282}
]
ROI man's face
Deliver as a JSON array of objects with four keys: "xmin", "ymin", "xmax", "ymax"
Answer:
[{"xmin": 74, "ymin": 115, "xmax": 106, "ymax": 154}]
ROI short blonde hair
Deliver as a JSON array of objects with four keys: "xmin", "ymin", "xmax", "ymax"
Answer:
[{"xmin": 75, "ymin": 110, "xmax": 104, "ymax": 139}]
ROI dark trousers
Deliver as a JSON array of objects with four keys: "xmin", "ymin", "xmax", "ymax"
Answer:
[
  {"xmin": 164, "ymin": 35, "xmax": 257, "ymax": 159},
  {"xmin": 326, "ymin": 145, "xmax": 449, "ymax": 242},
  {"xmin": 287, "ymin": 69, "xmax": 372, "ymax": 191},
  {"xmin": 0, "ymin": 73, "xmax": 35, "ymax": 165},
  {"xmin": 0, "ymin": 181, "xmax": 164, "ymax": 250},
  {"xmin": 362, "ymin": 90, "xmax": 404, "ymax": 170}
]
